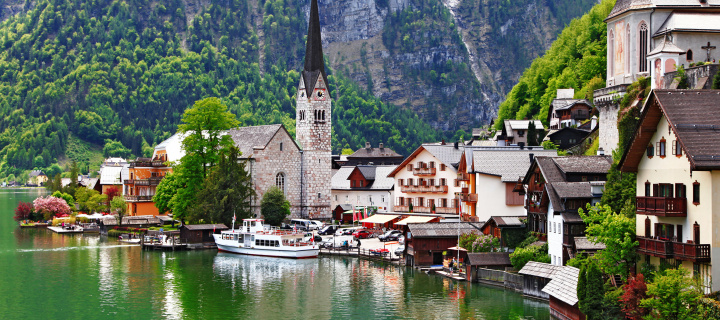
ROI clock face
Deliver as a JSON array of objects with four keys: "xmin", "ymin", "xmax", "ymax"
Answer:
[{"xmin": 315, "ymin": 89, "xmax": 326, "ymax": 101}]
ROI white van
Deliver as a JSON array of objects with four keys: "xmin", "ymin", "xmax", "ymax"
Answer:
[{"xmin": 289, "ymin": 219, "xmax": 318, "ymax": 231}]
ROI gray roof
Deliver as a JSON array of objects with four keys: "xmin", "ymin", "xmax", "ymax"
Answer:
[
  {"xmin": 99, "ymin": 166, "xmax": 123, "ymax": 185},
  {"xmin": 357, "ymin": 165, "xmax": 376, "ymax": 180},
  {"xmin": 335, "ymin": 204, "xmax": 353, "ymax": 211},
  {"xmin": 553, "ymin": 156, "xmax": 612, "ymax": 175},
  {"xmin": 574, "ymin": 237, "xmax": 606, "ymax": 251},
  {"xmin": 519, "ymin": 261, "xmax": 562, "ymax": 279},
  {"xmin": 467, "ymin": 252, "xmax": 512, "ymax": 266},
  {"xmin": 423, "ymin": 144, "xmax": 465, "ymax": 169},
  {"xmin": 542, "ymin": 266, "xmax": 580, "ymax": 306},
  {"xmin": 561, "ymin": 212, "xmax": 585, "ymax": 224},
  {"xmin": 182, "ymin": 224, "xmax": 228, "ymax": 231},
  {"xmin": 489, "ymin": 216, "xmax": 526, "ymax": 227},
  {"xmin": 331, "ymin": 165, "xmax": 395, "ymax": 190},
  {"xmin": 348, "ymin": 145, "xmax": 402, "ymax": 159},
  {"xmin": 606, "ymin": 0, "xmax": 720, "ymax": 20},
  {"xmin": 29, "ymin": 170, "xmax": 44, "ymax": 177},
  {"xmin": 505, "ymin": 120, "xmax": 544, "ymax": 131},
  {"xmin": 552, "ymin": 99, "xmax": 589, "ymax": 111},
  {"xmin": 82, "ymin": 178, "xmax": 99, "ymax": 190},
  {"xmin": 227, "ymin": 124, "xmax": 296, "ymax": 157},
  {"xmin": 655, "ymin": 12, "xmax": 720, "ymax": 36},
  {"xmin": 408, "ymin": 222, "xmax": 483, "ymax": 238},
  {"xmin": 648, "ymin": 37, "xmax": 686, "ymax": 56},
  {"xmin": 473, "ymin": 149, "xmax": 557, "ymax": 182},
  {"xmin": 552, "ymin": 182, "xmax": 593, "ymax": 199},
  {"xmin": 331, "ymin": 167, "xmax": 353, "ymax": 189}
]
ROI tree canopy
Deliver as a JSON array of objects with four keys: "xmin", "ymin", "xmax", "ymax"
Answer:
[{"xmin": 261, "ymin": 186, "xmax": 290, "ymax": 226}]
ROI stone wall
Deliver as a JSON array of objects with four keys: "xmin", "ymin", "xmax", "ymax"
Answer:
[
  {"xmin": 663, "ymin": 63, "xmax": 719, "ymax": 89},
  {"xmin": 598, "ymin": 103, "xmax": 619, "ymax": 153}
]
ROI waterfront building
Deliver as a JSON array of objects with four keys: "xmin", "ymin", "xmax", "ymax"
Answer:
[
  {"xmin": 331, "ymin": 165, "xmax": 394, "ymax": 214},
  {"xmin": 593, "ymin": 0, "xmax": 720, "ymax": 152},
  {"xmin": 125, "ymin": 155, "xmax": 171, "ymax": 216},
  {"xmin": 518, "ymin": 261, "xmax": 561, "ymax": 301},
  {"xmin": 405, "ymin": 222, "xmax": 483, "ymax": 266},
  {"xmin": 542, "ymin": 265, "xmax": 583, "ymax": 320},
  {"xmin": 517, "ymin": 155, "xmax": 611, "ymax": 265},
  {"xmin": 479, "ymin": 216, "xmax": 526, "ymax": 248},
  {"xmin": 457, "ymin": 146, "xmax": 556, "ymax": 223},
  {"xmin": 180, "ymin": 224, "xmax": 228, "ymax": 244},
  {"xmin": 619, "ymin": 89, "xmax": 719, "ymax": 293},
  {"xmin": 465, "ymin": 252, "xmax": 513, "ymax": 282},
  {"xmin": 496, "ymin": 120, "xmax": 545, "ymax": 146},
  {"xmin": 387, "ymin": 143, "xmax": 465, "ymax": 215},
  {"xmin": 98, "ymin": 158, "xmax": 127, "ymax": 194}
]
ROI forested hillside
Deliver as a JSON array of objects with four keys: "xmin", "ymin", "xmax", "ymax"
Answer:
[
  {"xmin": 495, "ymin": 0, "xmax": 614, "ymax": 128},
  {"xmin": 0, "ymin": 0, "xmax": 437, "ymax": 178}
]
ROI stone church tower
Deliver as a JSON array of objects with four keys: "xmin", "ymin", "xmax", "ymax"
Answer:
[{"xmin": 296, "ymin": 0, "xmax": 331, "ymax": 218}]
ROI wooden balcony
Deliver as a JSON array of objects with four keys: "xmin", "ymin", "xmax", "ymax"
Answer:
[
  {"xmin": 457, "ymin": 172, "xmax": 470, "ymax": 182},
  {"xmin": 459, "ymin": 193, "xmax": 478, "ymax": 203},
  {"xmin": 126, "ymin": 195, "xmax": 153, "ymax": 202},
  {"xmin": 124, "ymin": 177, "xmax": 163, "ymax": 186},
  {"xmin": 637, "ymin": 237, "xmax": 674, "ymax": 258},
  {"xmin": 413, "ymin": 167, "xmax": 436, "ymax": 176},
  {"xmin": 526, "ymin": 199, "xmax": 547, "ymax": 214},
  {"xmin": 130, "ymin": 160, "xmax": 166, "ymax": 168},
  {"xmin": 400, "ymin": 185, "xmax": 448, "ymax": 193},
  {"xmin": 674, "ymin": 242, "xmax": 711, "ymax": 262},
  {"xmin": 636, "ymin": 197, "xmax": 687, "ymax": 217},
  {"xmin": 392, "ymin": 205, "xmax": 457, "ymax": 214}
]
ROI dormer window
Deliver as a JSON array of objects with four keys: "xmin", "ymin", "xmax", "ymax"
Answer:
[{"xmin": 517, "ymin": 130, "xmax": 525, "ymax": 137}]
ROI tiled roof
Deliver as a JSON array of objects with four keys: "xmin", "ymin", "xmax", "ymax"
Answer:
[
  {"xmin": 82, "ymin": 178, "xmax": 99, "ymax": 190},
  {"xmin": 654, "ymin": 12, "xmax": 720, "ymax": 37},
  {"xmin": 182, "ymin": 224, "xmax": 228, "ymax": 231},
  {"xmin": 505, "ymin": 120, "xmax": 544, "ymax": 131},
  {"xmin": 534, "ymin": 156, "xmax": 565, "ymax": 183},
  {"xmin": 553, "ymin": 100, "xmax": 591, "ymax": 111},
  {"xmin": 542, "ymin": 266, "xmax": 580, "ymax": 306},
  {"xmin": 552, "ymin": 182, "xmax": 593, "ymax": 199},
  {"xmin": 335, "ymin": 204, "xmax": 353, "ymax": 211},
  {"xmin": 357, "ymin": 165, "xmax": 376, "ymax": 180},
  {"xmin": 408, "ymin": 222, "xmax": 482, "ymax": 238},
  {"xmin": 553, "ymin": 156, "xmax": 612, "ymax": 175},
  {"xmin": 331, "ymin": 165, "xmax": 395, "ymax": 190},
  {"xmin": 608, "ymin": 0, "xmax": 720, "ymax": 20},
  {"xmin": 331, "ymin": 167, "xmax": 353, "ymax": 189},
  {"xmin": 227, "ymin": 124, "xmax": 290, "ymax": 157},
  {"xmin": 467, "ymin": 252, "xmax": 512, "ymax": 266},
  {"xmin": 607, "ymin": 0, "xmax": 653, "ymax": 20},
  {"xmin": 371, "ymin": 166, "xmax": 396, "ymax": 190},
  {"xmin": 490, "ymin": 216, "xmax": 526, "ymax": 227},
  {"xmin": 648, "ymin": 36, "xmax": 686, "ymax": 56},
  {"xmin": 473, "ymin": 149, "xmax": 557, "ymax": 182},
  {"xmin": 99, "ymin": 166, "xmax": 123, "ymax": 185},
  {"xmin": 574, "ymin": 237, "xmax": 606, "ymax": 250},
  {"xmin": 348, "ymin": 145, "xmax": 402, "ymax": 158},
  {"xmin": 423, "ymin": 145, "xmax": 465, "ymax": 169},
  {"xmin": 519, "ymin": 261, "xmax": 562, "ymax": 279},
  {"xmin": 561, "ymin": 212, "xmax": 585, "ymax": 224}
]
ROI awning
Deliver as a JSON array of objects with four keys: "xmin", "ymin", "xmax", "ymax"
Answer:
[
  {"xmin": 395, "ymin": 216, "xmax": 437, "ymax": 225},
  {"xmin": 359, "ymin": 214, "xmax": 399, "ymax": 224}
]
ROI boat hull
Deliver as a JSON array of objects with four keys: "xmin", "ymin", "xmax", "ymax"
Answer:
[{"xmin": 216, "ymin": 242, "xmax": 318, "ymax": 259}]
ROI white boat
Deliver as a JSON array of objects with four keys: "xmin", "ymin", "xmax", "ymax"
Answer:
[{"xmin": 213, "ymin": 219, "xmax": 319, "ymax": 259}]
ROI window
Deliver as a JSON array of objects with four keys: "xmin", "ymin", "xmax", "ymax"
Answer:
[
  {"xmin": 645, "ymin": 181, "xmax": 651, "ymax": 197},
  {"xmin": 675, "ymin": 183, "xmax": 686, "ymax": 198},
  {"xmin": 646, "ymin": 144, "xmax": 654, "ymax": 157},
  {"xmin": 429, "ymin": 161, "xmax": 435, "ymax": 168},
  {"xmin": 407, "ymin": 178, "xmax": 413, "ymax": 186},
  {"xmin": 276, "ymin": 173, "xmax": 285, "ymax": 193},
  {"xmin": 656, "ymin": 139, "xmax": 666, "ymax": 157},
  {"xmin": 318, "ymin": 193, "xmax": 321, "ymax": 199},
  {"xmin": 440, "ymin": 178, "xmax": 447, "ymax": 186},
  {"xmin": 440, "ymin": 164, "xmax": 446, "ymax": 171},
  {"xmin": 672, "ymin": 140, "xmax": 682, "ymax": 156},
  {"xmin": 687, "ymin": 49, "xmax": 694, "ymax": 61},
  {"xmin": 517, "ymin": 130, "xmax": 525, "ymax": 137},
  {"xmin": 280, "ymin": 142, "xmax": 283, "ymax": 151},
  {"xmin": 398, "ymin": 179, "xmax": 404, "ymax": 186},
  {"xmin": 645, "ymin": 217, "xmax": 651, "ymax": 237},
  {"xmin": 693, "ymin": 181, "xmax": 700, "ymax": 204},
  {"xmin": 418, "ymin": 197, "xmax": 424, "ymax": 207},
  {"xmin": 428, "ymin": 179, "xmax": 435, "ymax": 186},
  {"xmin": 407, "ymin": 164, "xmax": 413, "ymax": 171},
  {"xmin": 314, "ymin": 110, "xmax": 326, "ymax": 122},
  {"xmin": 442, "ymin": 198, "xmax": 448, "ymax": 207},
  {"xmin": 335, "ymin": 195, "xmax": 337, "ymax": 201},
  {"xmin": 382, "ymin": 196, "xmax": 385, "ymax": 203},
  {"xmin": 658, "ymin": 183, "xmax": 674, "ymax": 198},
  {"xmin": 655, "ymin": 223, "xmax": 674, "ymax": 240},
  {"xmin": 299, "ymin": 110, "xmax": 305, "ymax": 121},
  {"xmin": 639, "ymin": 22, "xmax": 648, "ymax": 72}
]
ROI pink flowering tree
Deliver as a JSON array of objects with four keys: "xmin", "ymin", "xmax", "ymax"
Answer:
[{"xmin": 33, "ymin": 196, "xmax": 71, "ymax": 220}]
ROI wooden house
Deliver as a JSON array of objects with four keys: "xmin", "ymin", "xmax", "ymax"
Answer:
[
  {"xmin": 542, "ymin": 265, "xmax": 585, "ymax": 320},
  {"xmin": 465, "ymin": 252, "xmax": 512, "ymax": 282},
  {"xmin": 480, "ymin": 216, "xmax": 526, "ymax": 248},
  {"xmin": 180, "ymin": 224, "xmax": 228, "ymax": 244},
  {"xmin": 406, "ymin": 222, "xmax": 483, "ymax": 266}
]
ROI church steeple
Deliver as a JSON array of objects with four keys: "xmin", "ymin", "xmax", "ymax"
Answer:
[{"xmin": 302, "ymin": 0, "xmax": 328, "ymax": 98}]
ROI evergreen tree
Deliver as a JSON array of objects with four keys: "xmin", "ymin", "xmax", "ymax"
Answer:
[
  {"xmin": 581, "ymin": 261, "xmax": 605, "ymax": 320},
  {"xmin": 261, "ymin": 186, "xmax": 290, "ymax": 226},
  {"xmin": 527, "ymin": 121, "xmax": 538, "ymax": 146}
]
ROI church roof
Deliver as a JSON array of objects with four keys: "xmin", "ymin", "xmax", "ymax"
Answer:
[
  {"xmin": 227, "ymin": 124, "xmax": 298, "ymax": 157},
  {"xmin": 654, "ymin": 11, "xmax": 720, "ymax": 37},
  {"xmin": 648, "ymin": 36, "xmax": 686, "ymax": 56},
  {"xmin": 607, "ymin": 0, "xmax": 720, "ymax": 21},
  {"xmin": 302, "ymin": 0, "xmax": 328, "ymax": 99}
]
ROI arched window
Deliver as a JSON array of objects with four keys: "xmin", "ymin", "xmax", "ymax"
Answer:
[
  {"xmin": 609, "ymin": 30, "xmax": 615, "ymax": 76},
  {"xmin": 687, "ymin": 50, "xmax": 694, "ymax": 61},
  {"xmin": 639, "ymin": 22, "xmax": 648, "ymax": 72},
  {"xmin": 276, "ymin": 173, "xmax": 285, "ymax": 193},
  {"xmin": 299, "ymin": 110, "xmax": 305, "ymax": 121}
]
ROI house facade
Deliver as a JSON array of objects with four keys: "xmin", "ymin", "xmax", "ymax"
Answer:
[
  {"xmin": 620, "ymin": 90, "xmax": 720, "ymax": 293},
  {"xmin": 125, "ymin": 155, "xmax": 171, "ymax": 216},
  {"xmin": 497, "ymin": 120, "xmax": 545, "ymax": 146},
  {"xmin": 547, "ymin": 89, "xmax": 593, "ymax": 130},
  {"xmin": 388, "ymin": 144, "xmax": 465, "ymax": 215},
  {"xmin": 331, "ymin": 165, "xmax": 394, "ymax": 213}
]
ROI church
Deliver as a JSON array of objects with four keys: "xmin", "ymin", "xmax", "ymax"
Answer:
[
  {"xmin": 130, "ymin": 0, "xmax": 332, "ymax": 219},
  {"xmin": 593, "ymin": 0, "xmax": 720, "ymax": 153}
]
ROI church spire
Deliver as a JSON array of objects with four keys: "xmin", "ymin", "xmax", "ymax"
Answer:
[{"xmin": 302, "ymin": 0, "xmax": 328, "ymax": 98}]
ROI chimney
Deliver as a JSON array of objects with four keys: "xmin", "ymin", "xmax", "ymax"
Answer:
[
  {"xmin": 379, "ymin": 143, "xmax": 384, "ymax": 149},
  {"xmin": 365, "ymin": 142, "xmax": 371, "ymax": 150},
  {"xmin": 529, "ymin": 153, "xmax": 534, "ymax": 163},
  {"xmin": 441, "ymin": 139, "xmax": 446, "ymax": 145},
  {"xmin": 453, "ymin": 141, "xmax": 459, "ymax": 149},
  {"xmin": 591, "ymin": 115, "xmax": 598, "ymax": 131},
  {"xmin": 597, "ymin": 147, "xmax": 605, "ymax": 156}
]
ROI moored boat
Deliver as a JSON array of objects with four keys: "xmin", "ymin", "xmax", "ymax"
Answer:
[{"xmin": 213, "ymin": 219, "xmax": 319, "ymax": 259}]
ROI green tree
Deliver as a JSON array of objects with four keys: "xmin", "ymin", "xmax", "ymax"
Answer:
[
  {"xmin": 580, "ymin": 260, "xmax": 605, "ymax": 320},
  {"xmin": 153, "ymin": 172, "xmax": 178, "ymax": 215},
  {"xmin": 67, "ymin": 161, "xmax": 79, "ymax": 196},
  {"xmin": 86, "ymin": 193, "xmax": 108, "ymax": 214},
  {"xmin": 641, "ymin": 268, "xmax": 703, "ymax": 320},
  {"xmin": 527, "ymin": 121, "xmax": 538, "ymax": 146},
  {"xmin": 103, "ymin": 139, "xmax": 132, "ymax": 158},
  {"xmin": 509, "ymin": 243, "xmax": 550, "ymax": 270},
  {"xmin": 51, "ymin": 191, "xmax": 75, "ymax": 207},
  {"xmin": 261, "ymin": 186, "xmax": 290, "ymax": 226},
  {"xmin": 189, "ymin": 146, "xmax": 254, "ymax": 226},
  {"xmin": 110, "ymin": 195, "xmax": 127, "ymax": 226},
  {"xmin": 579, "ymin": 204, "xmax": 638, "ymax": 278}
]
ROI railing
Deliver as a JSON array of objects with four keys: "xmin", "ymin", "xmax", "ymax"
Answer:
[
  {"xmin": 413, "ymin": 167, "xmax": 436, "ymax": 176},
  {"xmin": 126, "ymin": 195, "xmax": 154, "ymax": 202},
  {"xmin": 674, "ymin": 242, "xmax": 711, "ymax": 262},
  {"xmin": 637, "ymin": 237, "xmax": 674, "ymax": 258},
  {"xmin": 400, "ymin": 185, "xmax": 448, "ymax": 193},
  {"xmin": 392, "ymin": 205, "xmax": 457, "ymax": 214},
  {"xmin": 459, "ymin": 193, "xmax": 478, "ymax": 203},
  {"xmin": 125, "ymin": 177, "xmax": 163, "ymax": 186},
  {"xmin": 636, "ymin": 197, "xmax": 687, "ymax": 217},
  {"xmin": 457, "ymin": 172, "xmax": 470, "ymax": 182},
  {"xmin": 130, "ymin": 161, "xmax": 167, "ymax": 168}
]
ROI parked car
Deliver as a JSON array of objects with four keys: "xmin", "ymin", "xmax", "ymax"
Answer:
[
  {"xmin": 319, "ymin": 238, "xmax": 335, "ymax": 248},
  {"xmin": 290, "ymin": 219, "xmax": 315, "ymax": 231},
  {"xmin": 352, "ymin": 229, "xmax": 374, "ymax": 239},
  {"xmin": 378, "ymin": 230, "xmax": 402, "ymax": 242},
  {"xmin": 318, "ymin": 225, "xmax": 338, "ymax": 235},
  {"xmin": 394, "ymin": 245, "xmax": 405, "ymax": 257},
  {"xmin": 302, "ymin": 233, "xmax": 322, "ymax": 243},
  {"xmin": 309, "ymin": 220, "xmax": 325, "ymax": 230}
]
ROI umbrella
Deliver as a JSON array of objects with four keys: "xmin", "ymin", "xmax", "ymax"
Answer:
[{"xmin": 447, "ymin": 246, "xmax": 467, "ymax": 251}]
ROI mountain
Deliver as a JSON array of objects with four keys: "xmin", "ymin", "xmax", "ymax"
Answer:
[{"xmin": 0, "ymin": 0, "xmax": 597, "ymax": 177}]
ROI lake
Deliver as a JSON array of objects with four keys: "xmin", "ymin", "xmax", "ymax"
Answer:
[{"xmin": 0, "ymin": 188, "xmax": 548, "ymax": 319}]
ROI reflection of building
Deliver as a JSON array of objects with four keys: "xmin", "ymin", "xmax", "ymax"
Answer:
[
  {"xmin": 594, "ymin": 0, "xmax": 720, "ymax": 152},
  {"xmin": 331, "ymin": 165, "xmax": 394, "ymax": 212},
  {"xmin": 619, "ymin": 90, "xmax": 718, "ymax": 293}
]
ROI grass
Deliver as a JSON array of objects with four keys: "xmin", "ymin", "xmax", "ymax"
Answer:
[{"xmin": 62, "ymin": 133, "xmax": 104, "ymax": 173}]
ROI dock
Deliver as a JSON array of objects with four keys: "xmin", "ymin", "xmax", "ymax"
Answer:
[
  {"xmin": 320, "ymin": 247, "xmax": 403, "ymax": 264},
  {"xmin": 48, "ymin": 226, "xmax": 85, "ymax": 234},
  {"xmin": 141, "ymin": 235, "xmax": 188, "ymax": 251}
]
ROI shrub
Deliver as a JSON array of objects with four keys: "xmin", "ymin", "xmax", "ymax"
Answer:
[
  {"xmin": 509, "ymin": 243, "xmax": 549, "ymax": 270},
  {"xmin": 33, "ymin": 196, "xmax": 71, "ymax": 220},
  {"xmin": 620, "ymin": 274, "xmax": 649, "ymax": 320},
  {"xmin": 14, "ymin": 201, "xmax": 33, "ymax": 221}
]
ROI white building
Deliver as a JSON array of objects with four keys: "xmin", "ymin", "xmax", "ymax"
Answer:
[{"xmin": 331, "ymin": 165, "xmax": 395, "ymax": 212}]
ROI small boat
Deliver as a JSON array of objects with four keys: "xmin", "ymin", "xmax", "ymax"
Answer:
[
  {"xmin": 213, "ymin": 219, "xmax": 319, "ymax": 259},
  {"xmin": 118, "ymin": 233, "xmax": 142, "ymax": 244}
]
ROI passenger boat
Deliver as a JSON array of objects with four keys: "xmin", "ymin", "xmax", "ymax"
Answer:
[{"xmin": 213, "ymin": 219, "xmax": 319, "ymax": 259}]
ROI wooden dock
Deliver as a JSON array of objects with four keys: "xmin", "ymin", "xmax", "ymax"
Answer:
[
  {"xmin": 47, "ymin": 226, "xmax": 85, "ymax": 234},
  {"xmin": 320, "ymin": 247, "xmax": 402, "ymax": 264}
]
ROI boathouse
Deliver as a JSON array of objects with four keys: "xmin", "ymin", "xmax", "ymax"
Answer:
[
  {"xmin": 465, "ymin": 252, "xmax": 512, "ymax": 282},
  {"xmin": 180, "ymin": 224, "xmax": 228, "ymax": 244},
  {"xmin": 406, "ymin": 222, "xmax": 482, "ymax": 266},
  {"xmin": 518, "ymin": 261, "xmax": 561, "ymax": 300},
  {"xmin": 542, "ymin": 265, "xmax": 585, "ymax": 320}
]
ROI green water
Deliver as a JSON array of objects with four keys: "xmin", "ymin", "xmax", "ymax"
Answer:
[{"xmin": 0, "ymin": 189, "xmax": 548, "ymax": 319}]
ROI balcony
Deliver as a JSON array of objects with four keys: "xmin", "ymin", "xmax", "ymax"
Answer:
[
  {"xmin": 124, "ymin": 178, "xmax": 163, "ymax": 186},
  {"xmin": 457, "ymin": 172, "xmax": 470, "ymax": 182},
  {"xmin": 636, "ymin": 197, "xmax": 687, "ymax": 217},
  {"xmin": 400, "ymin": 185, "xmax": 448, "ymax": 193},
  {"xmin": 392, "ymin": 205, "xmax": 457, "ymax": 214},
  {"xmin": 637, "ymin": 237, "xmax": 674, "ymax": 259},
  {"xmin": 413, "ymin": 167, "xmax": 436, "ymax": 176},
  {"xmin": 129, "ymin": 160, "xmax": 167, "ymax": 168},
  {"xmin": 674, "ymin": 242, "xmax": 711, "ymax": 262},
  {"xmin": 526, "ymin": 199, "xmax": 547, "ymax": 214},
  {"xmin": 126, "ymin": 195, "xmax": 154, "ymax": 202},
  {"xmin": 458, "ymin": 193, "xmax": 478, "ymax": 203}
]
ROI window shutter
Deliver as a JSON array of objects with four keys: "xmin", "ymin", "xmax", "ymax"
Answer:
[
  {"xmin": 656, "ymin": 142, "xmax": 660, "ymax": 156},
  {"xmin": 672, "ymin": 140, "xmax": 677, "ymax": 155},
  {"xmin": 653, "ymin": 184, "xmax": 659, "ymax": 197},
  {"xmin": 645, "ymin": 218, "xmax": 651, "ymax": 238},
  {"xmin": 677, "ymin": 141, "xmax": 683, "ymax": 156},
  {"xmin": 677, "ymin": 225, "xmax": 683, "ymax": 243},
  {"xmin": 694, "ymin": 223, "xmax": 700, "ymax": 244},
  {"xmin": 654, "ymin": 223, "xmax": 660, "ymax": 238}
]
